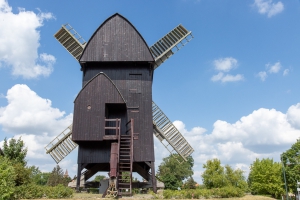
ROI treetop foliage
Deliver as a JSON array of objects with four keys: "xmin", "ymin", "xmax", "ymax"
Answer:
[
  {"xmin": 157, "ymin": 154, "xmax": 194, "ymax": 190},
  {"xmin": 248, "ymin": 158, "xmax": 283, "ymax": 198},
  {"xmin": 202, "ymin": 158, "xmax": 247, "ymax": 191},
  {"xmin": 3, "ymin": 137, "xmax": 27, "ymax": 165},
  {"xmin": 47, "ymin": 165, "xmax": 71, "ymax": 187},
  {"xmin": 281, "ymin": 139, "xmax": 300, "ymax": 194}
]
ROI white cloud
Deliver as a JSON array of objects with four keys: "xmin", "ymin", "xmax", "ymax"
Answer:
[
  {"xmin": 211, "ymin": 57, "xmax": 244, "ymax": 83},
  {"xmin": 211, "ymin": 72, "xmax": 224, "ymax": 82},
  {"xmin": 257, "ymin": 71, "xmax": 267, "ymax": 81},
  {"xmin": 0, "ymin": 84, "xmax": 74, "ymax": 175},
  {"xmin": 283, "ymin": 69, "xmax": 289, "ymax": 76},
  {"xmin": 211, "ymin": 72, "xmax": 244, "ymax": 83},
  {"xmin": 257, "ymin": 62, "xmax": 284, "ymax": 81},
  {"xmin": 0, "ymin": 0, "xmax": 55, "ymax": 79},
  {"xmin": 267, "ymin": 62, "xmax": 281, "ymax": 73},
  {"xmin": 221, "ymin": 74, "xmax": 244, "ymax": 82},
  {"xmin": 254, "ymin": 0, "xmax": 284, "ymax": 18},
  {"xmin": 0, "ymin": 84, "xmax": 72, "ymax": 135},
  {"xmin": 213, "ymin": 57, "xmax": 238, "ymax": 72},
  {"xmin": 152, "ymin": 102, "xmax": 300, "ymax": 183},
  {"xmin": 287, "ymin": 103, "xmax": 300, "ymax": 129}
]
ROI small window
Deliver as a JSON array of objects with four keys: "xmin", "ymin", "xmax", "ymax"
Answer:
[{"xmin": 129, "ymin": 74, "xmax": 142, "ymax": 80}]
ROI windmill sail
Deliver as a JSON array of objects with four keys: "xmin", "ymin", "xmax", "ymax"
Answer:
[
  {"xmin": 45, "ymin": 124, "xmax": 77, "ymax": 164},
  {"xmin": 152, "ymin": 101, "xmax": 194, "ymax": 161},
  {"xmin": 54, "ymin": 24, "xmax": 86, "ymax": 60},
  {"xmin": 150, "ymin": 24, "xmax": 193, "ymax": 69}
]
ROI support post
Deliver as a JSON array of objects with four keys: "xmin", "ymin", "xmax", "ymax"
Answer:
[
  {"xmin": 151, "ymin": 161, "xmax": 157, "ymax": 193},
  {"xmin": 76, "ymin": 163, "xmax": 82, "ymax": 192}
]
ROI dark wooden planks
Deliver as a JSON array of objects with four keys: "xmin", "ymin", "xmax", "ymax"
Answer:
[
  {"xmin": 74, "ymin": 63, "xmax": 155, "ymax": 162},
  {"xmin": 80, "ymin": 14, "xmax": 154, "ymax": 62},
  {"xmin": 72, "ymin": 73, "xmax": 126, "ymax": 141}
]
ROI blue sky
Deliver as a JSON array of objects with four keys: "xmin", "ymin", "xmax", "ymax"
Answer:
[{"xmin": 0, "ymin": 0, "xmax": 300, "ymax": 184}]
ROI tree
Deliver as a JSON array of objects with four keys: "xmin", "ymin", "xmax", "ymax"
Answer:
[
  {"xmin": 281, "ymin": 139, "xmax": 300, "ymax": 194},
  {"xmin": 157, "ymin": 154, "xmax": 194, "ymax": 190},
  {"xmin": 225, "ymin": 165, "xmax": 247, "ymax": 191},
  {"xmin": 202, "ymin": 159, "xmax": 226, "ymax": 189},
  {"xmin": 94, "ymin": 175, "xmax": 106, "ymax": 182},
  {"xmin": 202, "ymin": 159, "xmax": 247, "ymax": 190},
  {"xmin": 29, "ymin": 166, "xmax": 51, "ymax": 185},
  {"xmin": 0, "ymin": 156, "xmax": 16, "ymax": 200},
  {"xmin": 3, "ymin": 137, "xmax": 27, "ymax": 165},
  {"xmin": 47, "ymin": 165, "xmax": 69, "ymax": 186},
  {"xmin": 1, "ymin": 137, "xmax": 31, "ymax": 186},
  {"xmin": 248, "ymin": 158, "xmax": 283, "ymax": 198}
]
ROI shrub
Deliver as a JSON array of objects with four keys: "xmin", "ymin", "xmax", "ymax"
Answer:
[
  {"xmin": 0, "ymin": 156, "xmax": 16, "ymax": 200},
  {"xmin": 163, "ymin": 187, "xmax": 245, "ymax": 199},
  {"xmin": 15, "ymin": 184, "xmax": 44, "ymax": 199},
  {"xmin": 45, "ymin": 184, "xmax": 73, "ymax": 198},
  {"xmin": 14, "ymin": 184, "xmax": 73, "ymax": 199}
]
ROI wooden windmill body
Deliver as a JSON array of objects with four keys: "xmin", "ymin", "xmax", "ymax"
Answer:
[{"xmin": 46, "ymin": 13, "xmax": 194, "ymax": 197}]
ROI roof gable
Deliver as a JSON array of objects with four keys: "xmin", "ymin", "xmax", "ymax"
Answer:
[{"xmin": 80, "ymin": 13, "xmax": 154, "ymax": 62}]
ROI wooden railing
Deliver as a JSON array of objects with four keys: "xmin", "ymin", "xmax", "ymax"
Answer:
[{"xmin": 103, "ymin": 118, "xmax": 121, "ymax": 140}]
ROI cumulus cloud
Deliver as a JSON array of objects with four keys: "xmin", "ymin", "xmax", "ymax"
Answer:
[
  {"xmin": 0, "ymin": 0, "xmax": 55, "ymax": 79},
  {"xmin": 213, "ymin": 57, "xmax": 238, "ymax": 72},
  {"xmin": 254, "ymin": 0, "xmax": 284, "ymax": 18},
  {"xmin": 211, "ymin": 57, "xmax": 244, "ymax": 83},
  {"xmin": 267, "ymin": 62, "xmax": 281, "ymax": 73},
  {"xmin": 0, "ymin": 84, "xmax": 74, "ymax": 174},
  {"xmin": 257, "ymin": 71, "xmax": 267, "ymax": 81},
  {"xmin": 287, "ymin": 103, "xmax": 300, "ymax": 129},
  {"xmin": 0, "ymin": 84, "xmax": 72, "ymax": 135},
  {"xmin": 153, "ymin": 102, "xmax": 300, "ymax": 183}
]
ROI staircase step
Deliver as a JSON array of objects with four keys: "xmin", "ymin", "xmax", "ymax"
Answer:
[{"xmin": 118, "ymin": 183, "xmax": 130, "ymax": 185}]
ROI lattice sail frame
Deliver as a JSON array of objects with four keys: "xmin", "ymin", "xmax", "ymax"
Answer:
[
  {"xmin": 152, "ymin": 102, "xmax": 194, "ymax": 162},
  {"xmin": 149, "ymin": 24, "xmax": 193, "ymax": 69},
  {"xmin": 54, "ymin": 24, "xmax": 86, "ymax": 60},
  {"xmin": 45, "ymin": 124, "xmax": 77, "ymax": 164}
]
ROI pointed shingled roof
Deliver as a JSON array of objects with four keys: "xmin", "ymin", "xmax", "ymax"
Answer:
[
  {"xmin": 64, "ymin": 169, "xmax": 69, "ymax": 178},
  {"xmin": 80, "ymin": 13, "xmax": 154, "ymax": 62}
]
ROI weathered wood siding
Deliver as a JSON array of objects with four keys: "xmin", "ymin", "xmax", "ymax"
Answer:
[
  {"xmin": 80, "ymin": 13, "xmax": 154, "ymax": 62},
  {"xmin": 72, "ymin": 73, "xmax": 126, "ymax": 141},
  {"xmin": 74, "ymin": 13, "xmax": 155, "ymax": 163}
]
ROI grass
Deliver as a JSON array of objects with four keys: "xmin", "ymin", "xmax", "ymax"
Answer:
[{"xmin": 25, "ymin": 193, "xmax": 276, "ymax": 200}]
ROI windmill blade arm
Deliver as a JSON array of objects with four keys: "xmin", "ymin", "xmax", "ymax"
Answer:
[
  {"xmin": 150, "ymin": 24, "xmax": 193, "ymax": 69},
  {"xmin": 45, "ymin": 124, "xmax": 78, "ymax": 164},
  {"xmin": 152, "ymin": 101, "xmax": 194, "ymax": 162},
  {"xmin": 54, "ymin": 24, "xmax": 86, "ymax": 60}
]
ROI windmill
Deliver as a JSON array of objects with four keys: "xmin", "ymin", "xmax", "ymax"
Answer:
[{"xmin": 45, "ymin": 13, "xmax": 194, "ymax": 197}]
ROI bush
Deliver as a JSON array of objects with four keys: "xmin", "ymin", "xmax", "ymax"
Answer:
[
  {"xmin": 163, "ymin": 187, "xmax": 245, "ymax": 199},
  {"xmin": 15, "ymin": 184, "xmax": 44, "ymax": 199},
  {"xmin": 14, "ymin": 184, "xmax": 73, "ymax": 199},
  {"xmin": 44, "ymin": 184, "xmax": 73, "ymax": 198},
  {"xmin": 0, "ymin": 156, "xmax": 16, "ymax": 200}
]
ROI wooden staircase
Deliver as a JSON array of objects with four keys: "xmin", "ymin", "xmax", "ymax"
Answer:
[{"xmin": 117, "ymin": 119, "xmax": 134, "ymax": 197}]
